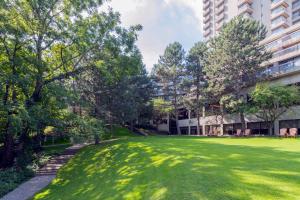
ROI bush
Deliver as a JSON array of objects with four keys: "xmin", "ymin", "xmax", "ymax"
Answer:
[
  {"xmin": 42, "ymin": 136, "xmax": 70, "ymax": 146},
  {"xmin": 68, "ymin": 116, "xmax": 106, "ymax": 144},
  {"xmin": 0, "ymin": 168, "xmax": 34, "ymax": 197}
]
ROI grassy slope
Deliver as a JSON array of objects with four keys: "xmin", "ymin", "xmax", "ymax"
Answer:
[
  {"xmin": 111, "ymin": 127, "xmax": 139, "ymax": 137},
  {"xmin": 33, "ymin": 137, "xmax": 300, "ymax": 200}
]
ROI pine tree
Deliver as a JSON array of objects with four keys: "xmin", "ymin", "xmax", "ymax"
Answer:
[
  {"xmin": 153, "ymin": 42, "xmax": 185, "ymax": 135},
  {"xmin": 204, "ymin": 16, "xmax": 272, "ymax": 134}
]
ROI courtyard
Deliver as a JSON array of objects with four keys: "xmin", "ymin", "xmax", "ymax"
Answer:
[{"xmin": 33, "ymin": 136, "xmax": 300, "ymax": 200}]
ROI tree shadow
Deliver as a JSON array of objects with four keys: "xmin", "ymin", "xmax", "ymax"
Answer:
[{"xmin": 33, "ymin": 137, "xmax": 300, "ymax": 200}]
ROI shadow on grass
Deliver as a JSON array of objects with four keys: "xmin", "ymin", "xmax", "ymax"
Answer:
[{"xmin": 33, "ymin": 137, "xmax": 300, "ymax": 200}]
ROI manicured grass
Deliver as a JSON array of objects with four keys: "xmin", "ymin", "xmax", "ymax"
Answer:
[
  {"xmin": 33, "ymin": 137, "xmax": 300, "ymax": 200},
  {"xmin": 111, "ymin": 127, "xmax": 140, "ymax": 138}
]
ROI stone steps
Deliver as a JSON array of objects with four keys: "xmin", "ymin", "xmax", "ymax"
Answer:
[{"xmin": 35, "ymin": 144, "xmax": 86, "ymax": 176}]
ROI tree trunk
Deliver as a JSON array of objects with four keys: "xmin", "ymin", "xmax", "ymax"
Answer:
[
  {"xmin": 175, "ymin": 112, "xmax": 181, "ymax": 135},
  {"xmin": 268, "ymin": 122, "xmax": 274, "ymax": 136},
  {"xmin": 240, "ymin": 111, "xmax": 246, "ymax": 135},
  {"xmin": 197, "ymin": 112, "xmax": 201, "ymax": 135},
  {"xmin": 220, "ymin": 105, "xmax": 225, "ymax": 136},
  {"xmin": 94, "ymin": 135, "xmax": 100, "ymax": 145},
  {"xmin": 0, "ymin": 133, "xmax": 14, "ymax": 168},
  {"xmin": 130, "ymin": 121, "xmax": 134, "ymax": 131}
]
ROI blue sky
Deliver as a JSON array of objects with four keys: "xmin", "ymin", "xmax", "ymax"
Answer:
[{"xmin": 105, "ymin": 0, "xmax": 203, "ymax": 72}]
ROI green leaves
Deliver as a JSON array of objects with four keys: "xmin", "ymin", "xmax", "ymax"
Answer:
[
  {"xmin": 247, "ymin": 84, "xmax": 300, "ymax": 127},
  {"xmin": 204, "ymin": 16, "xmax": 272, "ymax": 110},
  {"xmin": 250, "ymin": 84, "xmax": 300, "ymax": 110}
]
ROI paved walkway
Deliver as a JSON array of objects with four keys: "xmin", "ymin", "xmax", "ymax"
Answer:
[{"xmin": 1, "ymin": 144, "xmax": 87, "ymax": 200}]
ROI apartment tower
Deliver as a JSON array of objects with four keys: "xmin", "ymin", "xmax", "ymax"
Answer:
[
  {"xmin": 152, "ymin": 0, "xmax": 300, "ymax": 135},
  {"xmin": 200, "ymin": 0, "xmax": 300, "ymax": 136},
  {"xmin": 202, "ymin": 0, "xmax": 300, "ymax": 39}
]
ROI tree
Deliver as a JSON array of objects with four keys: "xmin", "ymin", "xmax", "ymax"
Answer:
[
  {"xmin": 75, "ymin": 30, "xmax": 152, "ymax": 132},
  {"xmin": 0, "ymin": 0, "xmax": 135, "ymax": 167},
  {"xmin": 204, "ymin": 16, "xmax": 272, "ymax": 134},
  {"xmin": 152, "ymin": 98, "xmax": 173, "ymax": 130},
  {"xmin": 153, "ymin": 42, "xmax": 185, "ymax": 135},
  {"xmin": 185, "ymin": 42, "xmax": 207, "ymax": 135},
  {"xmin": 248, "ymin": 84, "xmax": 300, "ymax": 135}
]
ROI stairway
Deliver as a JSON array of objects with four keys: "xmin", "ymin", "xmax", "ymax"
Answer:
[{"xmin": 35, "ymin": 144, "xmax": 86, "ymax": 176}]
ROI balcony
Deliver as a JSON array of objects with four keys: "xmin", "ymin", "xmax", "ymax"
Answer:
[
  {"xmin": 238, "ymin": 4, "xmax": 253, "ymax": 15},
  {"xmin": 274, "ymin": 43, "xmax": 300, "ymax": 57},
  {"xmin": 271, "ymin": 8, "xmax": 289, "ymax": 19},
  {"xmin": 242, "ymin": 12, "xmax": 253, "ymax": 18},
  {"xmin": 266, "ymin": 29, "xmax": 300, "ymax": 53},
  {"xmin": 264, "ymin": 60, "xmax": 300, "ymax": 78},
  {"xmin": 271, "ymin": 0, "xmax": 289, "ymax": 10},
  {"xmin": 282, "ymin": 31, "xmax": 300, "ymax": 48},
  {"xmin": 293, "ymin": 0, "xmax": 300, "ymax": 11},
  {"xmin": 216, "ymin": 22, "xmax": 224, "ymax": 31},
  {"xmin": 216, "ymin": 12, "xmax": 226, "ymax": 23},
  {"xmin": 238, "ymin": 0, "xmax": 253, "ymax": 7},
  {"xmin": 268, "ymin": 43, "xmax": 300, "ymax": 64},
  {"xmin": 271, "ymin": 19, "xmax": 289, "ymax": 30},
  {"xmin": 204, "ymin": 22, "xmax": 212, "ymax": 31},
  {"xmin": 204, "ymin": 15, "xmax": 212, "ymax": 23},
  {"xmin": 203, "ymin": 8, "xmax": 212, "ymax": 17},
  {"xmin": 215, "ymin": 4, "xmax": 225, "ymax": 15},
  {"xmin": 203, "ymin": 0, "xmax": 211, "ymax": 10},
  {"xmin": 293, "ymin": 11, "xmax": 300, "ymax": 24},
  {"xmin": 215, "ymin": 0, "xmax": 225, "ymax": 8},
  {"xmin": 204, "ymin": 29, "xmax": 212, "ymax": 38}
]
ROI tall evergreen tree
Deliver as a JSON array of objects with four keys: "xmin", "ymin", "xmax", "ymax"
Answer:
[
  {"xmin": 204, "ymin": 16, "xmax": 272, "ymax": 134},
  {"xmin": 185, "ymin": 42, "xmax": 207, "ymax": 135},
  {"xmin": 153, "ymin": 42, "xmax": 185, "ymax": 135}
]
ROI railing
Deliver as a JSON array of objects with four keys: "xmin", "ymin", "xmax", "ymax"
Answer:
[
  {"xmin": 273, "ymin": 43, "xmax": 300, "ymax": 58},
  {"xmin": 271, "ymin": 7, "xmax": 287, "ymax": 16},
  {"xmin": 271, "ymin": 0, "xmax": 282, "ymax": 4},
  {"xmin": 264, "ymin": 60, "xmax": 300, "ymax": 77},
  {"xmin": 266, "ymin": 30, "xmax": 300, "ymax": 49}
]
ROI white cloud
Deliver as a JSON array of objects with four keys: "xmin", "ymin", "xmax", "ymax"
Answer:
[
  {"xmin": 164, "ymin": 0, "xmax": 202, "ymax": 31},
  {"xmin": 104, "ymin": 0, "xmax": 203, "ymax": 72}
]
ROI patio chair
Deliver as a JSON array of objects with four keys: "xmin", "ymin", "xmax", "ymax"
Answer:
[
  {"xmin": 236, "ymin": 129, "xmax": 242, "ymax": 137},
  {"xmin": 280, "ymin": 128, "xmax": 288, "ymax": 138},
  {"xmin": 213, "ymin": 128, "xmax": 219, "ymax": 136},
  {"xmin": 289, "ymin": 128, "xmax": 298, "ymax": 138},
  {"xmin": 244, "ymin": 129, "xmax": 251, "ymax": 137}
]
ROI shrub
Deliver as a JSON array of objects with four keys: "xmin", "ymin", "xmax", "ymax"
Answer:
[{"xmin": 0, "ymin": 168, "xmax": 34, "ymax": 197}]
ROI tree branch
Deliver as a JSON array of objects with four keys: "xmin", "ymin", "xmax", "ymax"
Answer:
[{"xmin": 44, "ymin": 65, "xmax": 94, "ymax": 85}]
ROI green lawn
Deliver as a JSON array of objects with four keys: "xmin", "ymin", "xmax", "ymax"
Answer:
[{"xmin": 33, "ymin": 137, "xmax": 300, "ymax": 200}]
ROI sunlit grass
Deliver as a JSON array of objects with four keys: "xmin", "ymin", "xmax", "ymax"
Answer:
[{"xmin": 33, "ymin": 137, "xmax": 300, "ymax": 200}]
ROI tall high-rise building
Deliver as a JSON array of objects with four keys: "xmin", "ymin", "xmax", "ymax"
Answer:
[
  {"xmin": 153, "ymin": 0, "xmax": 300, "ymax": 136},
  {"xmin": 203, "ymin": 0, "xmax": 300, "ymax": 39}
]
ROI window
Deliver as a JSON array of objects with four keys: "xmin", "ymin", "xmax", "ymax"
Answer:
[
  {"xmin": 180, "ymin": 127, "xmax": 189, "ymax": 135},
  {"xmin": 292, "ymin": 0, "xmax": 300, "ymax": 9},
  {"xmin": 271, "ymin": 16, "xmax": 286, "ymax": 27},
  {"xmin": 190, "ymin": 126, "xmax": 198, "ymax": 135},
  {"xmin": 178, "ymin": 108, "xmax": 189, "ymax": 120},
  {"xmin": 271, "ymin": 6, "xmax": 285, "ymax": 16}
]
